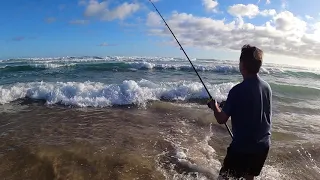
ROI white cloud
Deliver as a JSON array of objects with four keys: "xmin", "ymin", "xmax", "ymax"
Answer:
[
  {"xmin": 274, "ymin": 11, "xmax": 306, "ymax": 32},
  {"xmin": 103, "ymin": 2, "xmax": 139, "ymax": 21},
  {"xmin": 229, "ymin": 4, "xmax": 276, "ymax": 18},
  {"xmin": 313, "ymin": 22, "xmax": 320, "ymax": 31},
  {"xmin": 258, "ymin": 0, "xmax": 271, "ymax": 4},
  {"xmin": 98, "ymin": 42, "xmax": 117, "ymax": 46},
  {"xmin": 305, "ymin": 15, "xmax": 314, "ymax": 20},
  {"xmin": 84, "ymin": 0, "xmax": 107, "ymax": 17},
  {"xmin": 84, "ymin": 0, "xmax": 140, "ymax": 21},
  {"xmin": 260, "ymin": 9, "xmax": 276, "ymax": 16},
  {"xmin": 281, "ymin": 0, "xmax": 287, "ymax": 9},
  {"xmin": 146, "ymin": 12, "xmax": 162, "ymax": 27},
  {"xmin": 69, "ymin": 20, "xmax": 89, "ymax": 25},
  {"xmin": 228, "ymin": 4, "xmax": 259, "ymax": 18},
  {"xmin": 202, "ymin": 0, "xmax": 218, "ymax": 12},
  {"xmin": 147, "ymin": 11, "xmax": 320, "ymax": 60},
  {"xmin": 99, "ymin": 42, "xmax": 109, "ymax": 46}
]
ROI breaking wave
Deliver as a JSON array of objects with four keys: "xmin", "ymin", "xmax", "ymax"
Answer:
[
  {"xmin": 76, "ymin": 62, "xmax": 241, "ymax": 74},
  {"xmin": 0, "ymin": 63, "xmax": 75, "ymax": 72},
  {"xmin": 0, "ymin": 61, "xmax": 277, "ymax": 75},
  {"xmin": 3, "ymin": 56, "xmax": 190, "ymax": 63},
  {"xmin": 0, "ymin": 80, "xmax": 235, "ymax": 107},
  {"xmin": 1, "ymin": 56, "xmax": 320, "ymax": 79}
]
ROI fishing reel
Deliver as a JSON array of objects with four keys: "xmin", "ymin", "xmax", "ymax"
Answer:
[
  {"xmin": 207, "ymin": 99, "xmax": 226, "ymax": 109},
  {"xmin": 219, "ymin": 101, "xmax": 226, "ymax": 108}
]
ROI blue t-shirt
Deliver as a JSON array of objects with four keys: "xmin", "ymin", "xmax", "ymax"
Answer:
[{"xmin": 222, "ymin": 75, "xmax": 272, "ymax": 153}]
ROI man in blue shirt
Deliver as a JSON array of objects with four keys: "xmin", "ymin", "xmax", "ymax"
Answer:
[{"xmin": 208, "ymin": 44, "xmax": 272, "ymax": 180}]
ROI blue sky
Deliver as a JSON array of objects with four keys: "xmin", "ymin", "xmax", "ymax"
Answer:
[{"xmin": 1, "ymin": 0, "xmax": 320, "ymax": 66}]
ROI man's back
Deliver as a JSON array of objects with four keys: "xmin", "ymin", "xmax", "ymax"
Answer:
[
  {"xmin": 223, "ymin": 75, "xmax": 272, "ymax": 153},
  {"xmin": 209, "ymin": 45, "xmax": 271, "ymax": 179}
]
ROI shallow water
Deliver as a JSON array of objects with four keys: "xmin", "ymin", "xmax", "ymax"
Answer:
[{"xmin": 0, "ymin": 102, "xmax": 319, "ymax": 180}]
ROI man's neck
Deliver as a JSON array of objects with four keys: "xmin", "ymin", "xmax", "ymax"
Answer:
[{"xmin": 243, "ymin": 73, "xmax": 258, "ymax": 80}]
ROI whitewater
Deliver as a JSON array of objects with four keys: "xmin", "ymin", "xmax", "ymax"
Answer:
[{"xmin": 0, "ymin": 56, "xmax": 319, "ymax": 180}]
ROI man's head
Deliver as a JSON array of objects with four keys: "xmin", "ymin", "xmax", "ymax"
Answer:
[{"xmin": 239, "ymin": 44, "xmax": 264, "ymax": 77}]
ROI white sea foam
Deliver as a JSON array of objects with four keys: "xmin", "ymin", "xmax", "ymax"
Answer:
[
  {"xmin": 157, "ymin": 124, "xmax": 222, "ymax": 180},
  {"xmin": 0, "ymin": 80, "xmax": 235, "ymax": 106},
  {"xmin": 260, "ymin": 67, "xmax": 285, "ymax": 74},
  {"xmin": 129, "ymin": 62, "xmax": 156, "ymax": 69},
  {"xmin": 157, "ymin": 123, "xmax": 285, "ymax": 180},
  {"xmin": 257, "ymin": 165, "xmax": 284, "ymax": 180},
  {"xmin": 126, "ymin": 61, "xmax": 282, "ymax": 74},
  {"xmin": 127, "ymin": 62, "xmax": 240, "ymax": 73}
]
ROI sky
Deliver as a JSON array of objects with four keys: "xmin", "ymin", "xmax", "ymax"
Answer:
[{"xmin": 1, "ymin": 0, "xmax": 320, "ymax": 66}]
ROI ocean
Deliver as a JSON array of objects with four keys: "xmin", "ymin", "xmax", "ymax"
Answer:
[{"xmin": 0, "ymin": 56, "xmax": 319, "ymax": 180}]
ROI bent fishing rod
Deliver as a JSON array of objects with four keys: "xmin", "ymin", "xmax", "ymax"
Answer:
[{"xmin": 148, "ymin": 0, "xmax": 233, "ymax": 139}]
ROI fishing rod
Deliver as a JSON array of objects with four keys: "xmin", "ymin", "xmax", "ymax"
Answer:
[{"xmin": 148, "ymin": 0, "xmax": 233, "ymax": 139}]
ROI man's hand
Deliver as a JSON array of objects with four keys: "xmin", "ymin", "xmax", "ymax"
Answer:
[
  {"xmin": 207, "ymin": 99, "xmax": 219, "ymax": 111},
  {"xmin": 208, "ymin": 99, "xmax": 224, "ymax": 111},
  {"xmin": 207, "ymin": 99, "xmax": 229, "ymax": 124}
]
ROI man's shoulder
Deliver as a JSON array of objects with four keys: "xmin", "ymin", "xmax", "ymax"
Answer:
[
  {"xmin": 229, "ymin": 83, "xmax": 243, "ymax": 94},
  {"xmin": 258, "ymin": 77, "xmax": 272, "ymax": 92},
  {"xmin": 231, "ymin": 80, "xmax": 250, "ymax": 91}
]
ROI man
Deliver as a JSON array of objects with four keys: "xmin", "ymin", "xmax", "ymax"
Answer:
[{"xmin": 208, "ymin": 44, "xmax": 272, "ymax": 180}]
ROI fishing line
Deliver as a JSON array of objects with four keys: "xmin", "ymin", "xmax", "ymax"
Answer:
[{"xmin": 148, "ymin": 0, "xmax": 233, "ymax": 139}]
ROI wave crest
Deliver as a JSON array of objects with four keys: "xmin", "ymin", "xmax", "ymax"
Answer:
[{"xmin": 0, "ymin": 80, "xmax": 235, "ymax": 107}]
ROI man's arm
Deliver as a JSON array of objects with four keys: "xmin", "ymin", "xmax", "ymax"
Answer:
[{"xmin": 208, "ymin": 100, "xmax": 230, "ymax": 124}]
